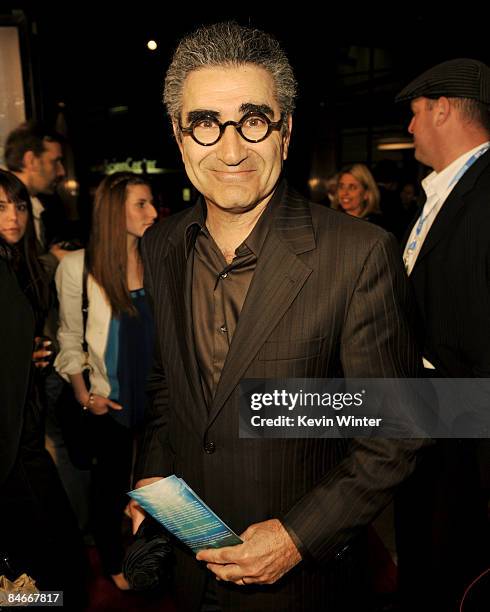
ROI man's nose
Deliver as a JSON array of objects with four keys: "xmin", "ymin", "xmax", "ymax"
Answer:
[
  {"xmin": 217, "ymin": 125, "xmax": 247, "ymax": 165},
  {"xmin": 57, "ymin": 162, "xmax": 66, "ymax": 178}
]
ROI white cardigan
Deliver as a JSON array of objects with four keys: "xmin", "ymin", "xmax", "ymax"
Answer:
[{"xmin": 54, "ymin": 249, "xmax": 113, "ymax": 397}]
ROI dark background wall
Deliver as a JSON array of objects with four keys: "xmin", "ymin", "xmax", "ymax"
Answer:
[{"xmin": 2, "ymin": 6, "xmax": 490, "ymax": 212}]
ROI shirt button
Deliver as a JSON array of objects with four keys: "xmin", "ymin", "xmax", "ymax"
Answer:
[
  {"xmin": 219, "ymin": 325, "xmax": 227, "ymax": 333},
  {"xmin": 204, "ymin": 441, "xmax": 216, "ymax": 454}
]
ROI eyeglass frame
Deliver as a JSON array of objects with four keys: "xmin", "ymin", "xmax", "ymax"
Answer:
[{"xmin": 178, "ymin": 111, "xmax": 285, "ymax": 147}]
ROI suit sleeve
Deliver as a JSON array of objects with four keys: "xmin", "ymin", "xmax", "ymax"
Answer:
[
  {"xmin": 133, "ymin": 234, "xmax": 174, "ymax": 483},
  {"xmin": 282, "ymin": 232, "xmax": 430, "ymax": 562}
]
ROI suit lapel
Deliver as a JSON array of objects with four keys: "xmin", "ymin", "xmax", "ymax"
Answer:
[
  {"xmin": 164, "ymin": 221, "xmax": 208, "ymax": 430},
  {"xmin": 208, "ymin": 188, "xmax": 315, "ymax": 426},
  {"xmin": 413, "ymin": 149, "xmax": 490, "ymax": 270}
]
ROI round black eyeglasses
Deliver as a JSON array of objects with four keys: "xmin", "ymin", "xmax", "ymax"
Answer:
[{"xmin": 179, "ymin": 111, "xmax": 284, "ymax": 146}]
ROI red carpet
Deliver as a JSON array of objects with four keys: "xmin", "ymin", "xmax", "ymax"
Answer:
[{"xmin": 85, "ymin": 546, "xmax": 176, "ymax": 611}]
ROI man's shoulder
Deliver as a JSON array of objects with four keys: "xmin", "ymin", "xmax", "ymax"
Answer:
[
  {"xmin": 454, "ymin": 157, "xmax": 490, "ymax": 225},
  {"xmin": 277, "ymin": 186, "xmax": 392, "ymax": 262},
  {"xmin": 286, "ymin": 185, "xmax": 383, "ymax": 228},
  {"xmin": 458, "ymin": 147, "xmax": 490, "ymax": 199},
  {"xmin": 142, "ymin": 206, "xmax": 197, "ymax": 255},
  {"xmin": 468, "ymin": 156, "xmax": 490, "ymax": 194},
  {"xmin": 302, "ymin": 197, "xmax": 390, "ymax": 247}
]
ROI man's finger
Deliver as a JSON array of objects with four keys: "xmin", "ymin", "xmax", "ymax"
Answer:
[
  {"xmin": 205, "ymin": 562, "xmax": 243, "ymax": 582},
  {"xmin": 196, "ymin": 544, "xmax": 243, "ymax": 564},
  {"xmin": 130, "ymin": 506, "xmax": 146, "ymax": 535}
]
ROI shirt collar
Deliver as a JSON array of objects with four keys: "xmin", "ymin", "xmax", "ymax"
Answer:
[
  {"xmin": 422, "ymin": 141, "xmax": 490, "ymax": 200},
  {"xmin": 184, "ymin": 199, "xmax": 207, "ymax": 258},
  {"xmin": 30, "ymin": 196, "xmax": 45, "ymax": 220},
  {"xmin": 239, "ymin": 179, "xmax": 285, "ymax": 257},
  {"xmin": 184, "ymin": 179, "xmax": 286, "ymax": 259}
]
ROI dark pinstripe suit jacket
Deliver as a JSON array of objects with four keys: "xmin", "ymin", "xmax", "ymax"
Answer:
[
  {"xmin": 407, "ymin": 148, "xmax": 490, "ymax": 377},
  {"xmin": 136, "ymin": 184, "xmax": 426, "ymax": 611}
]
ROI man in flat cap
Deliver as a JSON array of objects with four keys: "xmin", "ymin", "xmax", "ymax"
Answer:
[{"xmin": 395, "ymin": 58, "xmax": 490, "ymax": 611}]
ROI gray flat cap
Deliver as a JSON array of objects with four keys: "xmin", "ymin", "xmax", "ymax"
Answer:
[{"xmin": 395, "ymin": 58, "xmax": 490, "ymax": 104}]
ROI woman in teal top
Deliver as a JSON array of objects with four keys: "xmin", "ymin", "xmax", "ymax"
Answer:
[{"xmin": 55, "ymin": 172, "xmax": 157, "ymax": 590}]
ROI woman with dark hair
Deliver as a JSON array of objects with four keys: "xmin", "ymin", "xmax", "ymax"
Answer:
[
  {"xmin": 0, "ymin": 169, "xmax": 86, "ymax": 607},
  {"xmin": 0, "ymin": 168, "xmax": 50, "ymax": 330},
  {"xmin": 54, "ymin": 171, "xmax": 157, "ymax": 590}
]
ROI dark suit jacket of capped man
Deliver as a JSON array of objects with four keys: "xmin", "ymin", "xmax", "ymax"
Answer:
[
  {"xmin": 407, "ymin": 148, "xmax": 490, "ymax": 377},
  {"xmin": 134, "ymin": 181, "xmax": 428, "ymax": 612},
  {"xmin": 397, "ymin": 147, "xmax": 490, "ymax": 611},
  {"xmin": 393, "ymin": 58, "xmax": 490, "ymax": 611}
]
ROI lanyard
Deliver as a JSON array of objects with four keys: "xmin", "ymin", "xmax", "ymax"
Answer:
[
  {"xmin": 447, "ymin": 143, "xmax": 490, "ymax": 188},
  {"xmin": 405, "ymin": 196, "xmax": 437, "ymax": 257}
]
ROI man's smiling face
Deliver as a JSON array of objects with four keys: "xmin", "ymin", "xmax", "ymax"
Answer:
[{"xmin": 174, "ymin": 64, "xmax": 291, "ymax": 215}]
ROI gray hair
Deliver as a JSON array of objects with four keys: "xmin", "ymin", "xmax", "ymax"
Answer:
[{"xmin": 163, "ymin": 21, "xmax": 297, "ymax": 124}]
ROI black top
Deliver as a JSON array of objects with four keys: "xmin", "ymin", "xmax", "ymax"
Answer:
[{"xmin": 112, "ymin": 288, "xmax": 154, "ymax": 428}]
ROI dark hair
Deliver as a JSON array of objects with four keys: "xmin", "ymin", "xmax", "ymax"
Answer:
[
  {"xmin": 87, "ymin": 172, "xmax": 152, "ymax": 317},
  {"xmin": 0, "ymin": 169, "xmax": 50, "ymax": 323},
  {"xmin": 164, "ymin": 21, "xmax": 297, "ymax": 128},
  {"xmin": 4, "ymin": 121, "xmax": 65, "ymax": 172}
]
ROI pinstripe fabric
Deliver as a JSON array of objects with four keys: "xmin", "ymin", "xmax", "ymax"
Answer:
[
  {"xmin": 407, "ymin": 148, "xmax": 490, "ymax": 376},
  {"xmin": 135, "ymin": 185, "xmax": 427, "ymax": 612}
]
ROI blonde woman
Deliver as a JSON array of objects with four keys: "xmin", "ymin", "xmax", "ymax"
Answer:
[{"xmin": 333, "ymin": 164, "xmax": 385, "ymax": 227}]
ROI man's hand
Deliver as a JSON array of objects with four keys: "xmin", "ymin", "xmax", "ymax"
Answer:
[
  {"xmin": 195, "ymin": 518, "xmax": 302, "ymax": 586},
  {"xmin": 126, "ymin": 477, "xmax": 164, "ymax": 534}
]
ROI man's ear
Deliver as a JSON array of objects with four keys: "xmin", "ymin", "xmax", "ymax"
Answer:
[
  {"xmin": 23, "ymin": 150, "xmax": 39, "ymax": 172},
  {"xmin": 434, "ymin": 97, "xmax": 451, "ymax": 126},
  {"xmin": 282, "ymin": 115, "xmax": 293, "ymax": 161}
]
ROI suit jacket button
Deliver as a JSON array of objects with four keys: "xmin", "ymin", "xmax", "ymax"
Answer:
[{"xmin": 204, "ymin": 441, "xmax": 216, "ymax": 454}]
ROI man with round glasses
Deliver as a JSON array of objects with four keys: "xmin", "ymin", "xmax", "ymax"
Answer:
[
  {"xmin": 131, "ymin": 21, "xmax": 426, "ymax": 612},
  {"xmin": 179, "ymin": 110, "xmax": 284, "ymax": 146}
]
